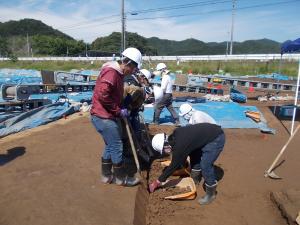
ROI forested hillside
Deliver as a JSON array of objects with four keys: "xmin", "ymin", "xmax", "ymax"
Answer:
[{"xmin": 0, "ymin": 18, "xmax": 281, "ymax": 57}]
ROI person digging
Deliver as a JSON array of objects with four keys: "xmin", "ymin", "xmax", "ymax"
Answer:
[
  {"xmin": 90, "ymin": 47, "xmax": 142, "ymax": 187},
  {"xmin": 149, "ymin": 123, "xmax": 225, "ymax": 205}
]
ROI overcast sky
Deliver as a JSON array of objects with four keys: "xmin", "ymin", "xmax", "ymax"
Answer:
[{"xmin": 0, "ymin": 0, "xmax": 299, "ymax": 43}]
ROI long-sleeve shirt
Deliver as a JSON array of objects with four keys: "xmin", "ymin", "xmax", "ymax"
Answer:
[
  {"xmin": 160, "ymin": 74, "xmax": 173, "ymax": 94},
  {"xmin": 90, "ymin": 61, "xmax": 124, "ymax": 119},
  {"xmin": 189, "ymin": 110, "xmax": 217, "ymax": 125},
  {"xmin": 158, "ymin": 123, "xmax": 224, "ymax": 182}
]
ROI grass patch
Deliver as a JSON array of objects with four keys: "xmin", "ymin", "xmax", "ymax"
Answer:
[{"xmin": 0, "ymin": 59, "xmax": 298, "ymax": 77}]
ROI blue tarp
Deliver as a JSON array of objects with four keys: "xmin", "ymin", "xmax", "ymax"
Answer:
[
  {"xmin": 0, "ymin": 102, "xmax": 77, "ymax": 137},
  {"xmin": 230, "ymin": 88, "xmax": 247, "ymax": 103},
  {"xmin": 142, "ymin": 101, "xmax": 275, "ymax": 133},
  {"xmin": 151, "ymin": 73, "xmax": 176, "ymax": 85},
  {"xmin": 29, "ymin": 92, "xmax": 93, "ymax": 103},
  {"xmin": 256, "ymin": 73, "xmax": 289, "ymax": 81},
  {"xmin": 281, "ymin": 38, "xmax": 300, "ymax": 54}
]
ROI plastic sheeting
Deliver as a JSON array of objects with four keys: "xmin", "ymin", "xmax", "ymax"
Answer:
[
  {"xmin": 230, "ymin": 88, "xmax": 247, "ymax": 103},
  {"xmin": 0, "ymin": 69, "xmax": 42, "ymax": 85},
  {"xmin": 151, "ymin": 73, "xmax": 176, "ymax": 85},
  {"xmin": 281, "ymin": 38, "xmax": 300, "ymax": 54},
  {"xmin": 256, "ymin": 73, "xmax": 289, "ymax": 81},
  {"xmin": 142, "ymin": 101, "xmax": 275, "ymax": 133},
  {"xmin": 28, "ymin": 92, "xmax": 93, "ymax": 103},
  {"xmin": 0, "ymin": 102, "xmax": 77, "ymax": 137}
]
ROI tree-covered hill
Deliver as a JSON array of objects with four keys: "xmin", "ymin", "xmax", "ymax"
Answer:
[
  {"xmin": 0, "ymin": 18, "xmax": 72, "ymax": 39},
  {"xmin": 147, "ymin": 37, "xmax": 281, "ymax": 55},
  {"xmin": 0, "ymin": 18, "xmax": 281, "ymax": 57}
]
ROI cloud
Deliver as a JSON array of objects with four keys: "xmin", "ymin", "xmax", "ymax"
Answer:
[{"xmin": 0, "ymin": 0, "xmax": 299, "ymax": 43}]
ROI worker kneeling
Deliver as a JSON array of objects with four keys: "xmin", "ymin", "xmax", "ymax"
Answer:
[{"xmin": 149, "ymin": 123, "xmax": 225, "ymax": 205}]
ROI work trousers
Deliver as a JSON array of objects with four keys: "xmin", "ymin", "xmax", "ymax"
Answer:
[
  {"xmin": 189, "ymin": 133, "xmax": 225, "ymax": 186},
  {"xmin": 91, "ymin": 115, "xmax": 123, "ymax": 164},
  {"xmin": 153, "ymin": 93, "xmax": 178, "ymax": 123},
  {"xmin": 129, "ymin": 111, "xmax": 141, "ymax": 140}
]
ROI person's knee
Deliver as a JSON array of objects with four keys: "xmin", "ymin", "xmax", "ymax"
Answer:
[{"xmin": 200, "ymin": 160, "xmax": 213, "ymax": 172}]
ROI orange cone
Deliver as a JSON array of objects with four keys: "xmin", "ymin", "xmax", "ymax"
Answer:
[
  {"xmin": 249, "ymin": 83, "xmax": 254, "ymax": 92},
  {"xmin": 216, "ymin": 84, "xmax": 222, "ymax": 89}
]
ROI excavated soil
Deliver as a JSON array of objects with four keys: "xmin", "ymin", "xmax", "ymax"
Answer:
[
  {"xmin": 142, "ymin": 101, "xmax": 300, "ymax": 225},
  {"xmin": 1, "ymin": 97, "xmax": 300, "ymax": 225}
]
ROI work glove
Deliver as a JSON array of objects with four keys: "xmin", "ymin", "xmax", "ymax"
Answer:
[
  {"xmin": 120, "ymin": 108, "xmax": 129, "ymax": 118},
  {"xmin": 149, "ymin": 180, "xmax": 161, "ymax": 193}
]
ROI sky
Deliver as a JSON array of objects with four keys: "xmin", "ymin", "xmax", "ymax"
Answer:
[{"xmin": 0, "ymin": 0, "xmax": 299, "ymax": 43}]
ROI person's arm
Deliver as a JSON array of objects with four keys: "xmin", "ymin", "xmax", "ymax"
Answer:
[
  {"xmin": 158, "ymin": 154, "xmax": 183, "ymax": 182},
  {"xmin": 98, "ymin": 78, "xmax": 121, "ymax": 117},
  {"xmin": 149, "ymin": 153, "xmax": 185, "ymax": 193}
]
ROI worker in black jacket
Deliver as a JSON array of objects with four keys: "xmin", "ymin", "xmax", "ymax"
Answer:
[{"xmin": 149, "ymin": 123, "xmax": 225, "ymax": 205}]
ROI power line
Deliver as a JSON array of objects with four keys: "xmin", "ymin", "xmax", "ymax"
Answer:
[
  {"xmin": 127, "ymin": 0, "xmax": 300, "ymax": 21},
  {"xmin": 56, "ymin": 0, "xmax": 234, "ymax": 31},
  {"xmin": 62, "ymin": 20, "xmax": 120, "ymax": 31},
  {"xmin": 127, "ymin": 0, "xmax": 233, "ymax": 14},
  {"xmin": 57, "ymin": 14, "xmax": 120, "ymax": 30}
]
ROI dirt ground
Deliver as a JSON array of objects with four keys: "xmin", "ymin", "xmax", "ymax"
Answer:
[
  {"xmin": 0, "ymin": 113, "xmax": 137, "ymax": 225},
  {"xmin": 1, "ymin": 100, "xmax": 300, "ymax": 225}
]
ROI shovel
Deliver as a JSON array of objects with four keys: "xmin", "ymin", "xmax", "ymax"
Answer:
[
  {"xmin": 162, "ymin": 177, "xmax": 197, "ymax": 200},
  {"xmin": 264, "ymin": 124, "xmax": 300, "ymax": 179},
  {"xmin": 123, "ymin": 117, "xmax": 142, "ymax": 178}
]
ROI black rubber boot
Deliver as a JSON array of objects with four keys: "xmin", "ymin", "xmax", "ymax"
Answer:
[
  {"xmin": 101, "ymin": 158, "xmax": 113, "ymax": 184},
  {"xmin": 190, "ymin": 169, "xmax": 202, "ymax": 185},
  {"xmin": 198, "ymin": 182, "xmax": 217, "ymax": 205},
  {"xmin": 113, "ymin": 162, "xmax": 140, "ymax": 187}
]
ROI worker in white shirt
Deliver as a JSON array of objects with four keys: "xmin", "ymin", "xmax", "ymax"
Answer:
[
  {"xmin": 179, "ymin": 103, "xmax": 217, "ymax": 125},
  {"xmin": 153, "ymin": 63, "xmax": 179, "ymax": 125}
]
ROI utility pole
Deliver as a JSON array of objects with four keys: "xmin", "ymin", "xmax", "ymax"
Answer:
[
  {"xmin": 121, "ymin": 0, "xmax": 125, "ymax": 52},
  {"xmin": 226, "ymin": 31, "xmax": 230, "ymax": 55},
  {"xmin": 27, "ymin": 33, "xmax": 30, "ymax": 57},
  {"xmin": 229, "ymin": 0, "xmax": 236, "ymax": 55},
  {"xmin": 85, "ymin": 43, "xmax": 88, "ymax": 57}
]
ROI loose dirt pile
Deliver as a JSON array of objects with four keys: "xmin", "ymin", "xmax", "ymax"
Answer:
[{"xmin": 146, "ymin": 159, "xmax": 197, "ymax": 225}]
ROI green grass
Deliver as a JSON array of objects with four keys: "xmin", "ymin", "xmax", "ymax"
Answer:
[
  {"xmin": 0, "ymin": 60, "xmax": 103, "ymax": 71},
  {"xmin": 0, "ymin": 59, "xmax": 298, "ymax": 77}
]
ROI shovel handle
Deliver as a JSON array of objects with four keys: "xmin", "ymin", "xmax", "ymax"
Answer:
[
  {"xmin": 266, "ymin": 124, "xmax": 300, "ymax": 174},
  {"xmin": 123, "ymin": 117, "xmax": 141, "ymax": 174}
]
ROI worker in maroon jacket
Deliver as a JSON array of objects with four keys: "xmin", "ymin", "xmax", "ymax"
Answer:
[
  {"xmin": 149, "ymin": 123, "xmax": 225, "ymax": 205},
  {"xmin": 91, "ymin": 47, "xmax": 142, "ymax": 187}
]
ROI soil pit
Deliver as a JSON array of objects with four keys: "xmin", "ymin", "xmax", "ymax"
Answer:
[{"xmin": 136, "ymin": 159, "xmax": 199, "ymax": 225}]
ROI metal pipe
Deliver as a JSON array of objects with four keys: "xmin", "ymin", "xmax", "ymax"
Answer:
[
  {"xmin": 230, "ymin": 0, "xmax": 236, "ymax": 55},
  {"xmin": 291, "ymin": 59, "xmax": 300, "ymax": 136}
]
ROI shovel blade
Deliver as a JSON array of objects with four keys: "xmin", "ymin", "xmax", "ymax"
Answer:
[
  {"xmin": 163, "ymin": 177, "xmax": 197, "ymax": 200},
  {"xmin": 265, "ymin": 171, "xmax": 282, "ymax": 179}
]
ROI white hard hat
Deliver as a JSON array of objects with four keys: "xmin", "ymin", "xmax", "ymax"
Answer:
[
  {"xmin": 139, "ymin": 69, "xmax": 151, "ymax": 80},
  {"xmin": 179, "ymin": 103, "xmax": 193, "ymax": 116},
  {"xmin": 122, "ymin": 47, "xmax": 142, "ymax": 69},
  {"xmin": 152, "ymin": 133, "xmax": 165, "ymax": 154},
  {"xmin": 156, "ymin": 63, "xmax": 167, "ymax": 71}
]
